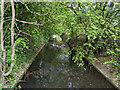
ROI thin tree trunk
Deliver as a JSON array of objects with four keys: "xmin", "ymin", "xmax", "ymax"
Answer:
[
  {"xmin": 3, "ymin": 0, "xmax": 15, "ymax": 76},
  {"xmin": 0, "ymin": 0, "xmax": 6, "ymax": 83}
]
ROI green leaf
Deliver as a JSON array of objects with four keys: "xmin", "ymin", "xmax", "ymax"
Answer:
[
  {"xmin": 103, "ymin": 61, "xmax": 113, "ymax": 64},
  {"xmin": 18, "ymin": 85, "xmax": 22, "ymax": 89}
]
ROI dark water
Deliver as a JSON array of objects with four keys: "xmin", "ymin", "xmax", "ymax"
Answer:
[{"xmin": 18, "ymin": 42, "xmax": 115, "ymax": 88}]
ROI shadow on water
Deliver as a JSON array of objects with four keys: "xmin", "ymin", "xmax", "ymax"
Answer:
[{"xmin": 17, "ymin": 42, "xmax": 116, "ymax": 88}]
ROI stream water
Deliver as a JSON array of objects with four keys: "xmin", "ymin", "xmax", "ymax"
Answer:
[{"xmin": 18, "ymin": 42, "xmax": 115, "ymax": 88}]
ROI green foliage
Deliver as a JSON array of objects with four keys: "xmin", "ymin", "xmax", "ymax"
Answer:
[
  {"xmin": 1, "ymin": 1, "xmax": 120, "ymax": 88},
  {"xmin": 1, "ymin": 2, "xmax": 61, "ymax": 88},
  {"xmin": 61, "ymin": 2, "xmax": 119, "ymax": 84},
  {"xmin": 18, "ymin": 85, "xmax": 22, "ymax": 89},
  {"xmin": 0, "ymin": 82, "xmax": 4, "ymax": 89}
]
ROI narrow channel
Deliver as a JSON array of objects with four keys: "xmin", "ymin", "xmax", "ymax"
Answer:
[{"xmin": 17, "ymin": 42, "xmax": 116, "ymax": 88}]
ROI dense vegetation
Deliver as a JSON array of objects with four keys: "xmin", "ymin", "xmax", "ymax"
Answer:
[{"xmin": 0, "ymin": 1, "xmax": 120, "ymax": 88}]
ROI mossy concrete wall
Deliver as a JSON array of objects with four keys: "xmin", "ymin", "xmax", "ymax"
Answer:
[
  {"xmin": 61, "ymin": 33, "xmax": 120, "ymax": 89},
  {"xmin": 12, "ymin": 43, "xmax": 45, "ymax": 88},
  {"xmin": 91, "ymin": 57, "xmax": 120, "ymax": 89}
]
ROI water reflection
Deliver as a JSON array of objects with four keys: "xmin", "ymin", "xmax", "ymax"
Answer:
[{"xmin": 18, "ymin": 42, "xmax": 115, "ymax": 88}]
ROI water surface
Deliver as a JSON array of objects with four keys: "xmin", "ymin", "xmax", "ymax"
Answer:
[{"xmin": 18, "ymin": 42, "xmax": 115, "ymax": 88}]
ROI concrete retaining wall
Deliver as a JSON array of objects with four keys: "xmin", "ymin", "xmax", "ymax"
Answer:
[
  {"xmin": 92, "ymin": 57, "xmax": 120, "ymax": 89},
  {"xmin": 12, "ymin": 43, "xmax": 45, "ymax": 88}
]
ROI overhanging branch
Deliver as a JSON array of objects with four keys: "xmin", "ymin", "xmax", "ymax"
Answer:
[
  {"xmin": 20, "ymin": 1, "xmax": 50, "ymax": 16},
  {"xmin": 15, "ymin": 19, "xmax": 44, "ymax": 26}
]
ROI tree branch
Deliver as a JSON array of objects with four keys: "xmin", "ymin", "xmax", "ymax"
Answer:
[
  {"xmin": 4, "ymin": 3, "xmax": 10, "ymax": 14},
  {"xmin": 20, "ymin": 1, "xmax": 50, "ymax": 16},
  {"xmin": 3, "ymin": 22, "xmax": 11, "ymax": 39},
  {"xmin": 15, "ymin": 19, "xmax": 44, "ymax": 26},
  {"xmin": 15, "ymin": 23, "xmax": 32, "ymax": 37}
]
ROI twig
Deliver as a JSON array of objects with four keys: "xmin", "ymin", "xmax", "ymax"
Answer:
[
  {"xmin": 3, "ymin": 22, "xmax": 11, "ymax": 39},
  {"xmin": 20, "ymin": 31, "xmax": 32, "ymax": 37},
  {"xmin": 4, "ymin": 3, "xmax": 10, "ymax": 14},
  {"xmin": 0, "ymin": 56, "xmax": 3, "ymax": 60},
  {"xmin": 15, "ymin": 23, "xmax": 21, "ymax": 38},
  {"xmin": 4, "ymin": 35, "xmax": 11, "ymax": 41},
  {"xmin": 3, "ymin": 19, "xmax": 12, "ymax": 22},
  {"xmin": 18, "ymin": 80, "xmax": 26, "ymax": 82},
  {"xmin": 15, "ymin": 19, "xmax": 44, "ymax": 26},
  {"xmin": 15, "ymin": 23, "xmax": 32, "ymax": 37},
  {"xmin": 0, "ymin": 56, "xmax": 3, "ymax": 72},
  {"xmin": 14, "ymin": 41, "xmax": 20, "ymax": 46},
  {"xmin": 0, "ymin": 17, "xmax": 11, "ymax": 22},
  {"xmin": 4, "ymin": 75, "xmax": 18, "ymax": 84},
  {"xmin": 20, "ymin": 1, "xmax": 50, "ymax": 16}
]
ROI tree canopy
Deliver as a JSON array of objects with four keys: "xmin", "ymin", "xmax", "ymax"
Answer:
[{"xmin": 0, "ymin": 1, "xmax": 120, "ymax": 88}]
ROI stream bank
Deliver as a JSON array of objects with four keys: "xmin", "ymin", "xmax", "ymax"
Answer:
[
  {"xmin": 17, "ymin": 42, "xmax": 116, "ymax": 88},
  {"xmin": 61, "ymin": 33, "xmax": 120, "ymax": 89},
  {"xmin": 12, "ymin": 43, "xmax": 45, "ymax": 88}
]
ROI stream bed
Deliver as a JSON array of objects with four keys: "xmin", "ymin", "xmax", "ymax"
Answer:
[{"xmin": 17, "ymin": 42, "xmax": 116, "ymax": 88}]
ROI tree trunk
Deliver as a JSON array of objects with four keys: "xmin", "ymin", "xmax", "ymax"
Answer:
[
  {"xmin": 3, "ymin": 0, "xmax": 15, "ymax": 77},
  {"xmin": 0, "ymin": 0, "xmax": 6, "ymax": 84},
  {"xmin": 0, "ymin": 0, "xmax": 15, "ymax": 86}
]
